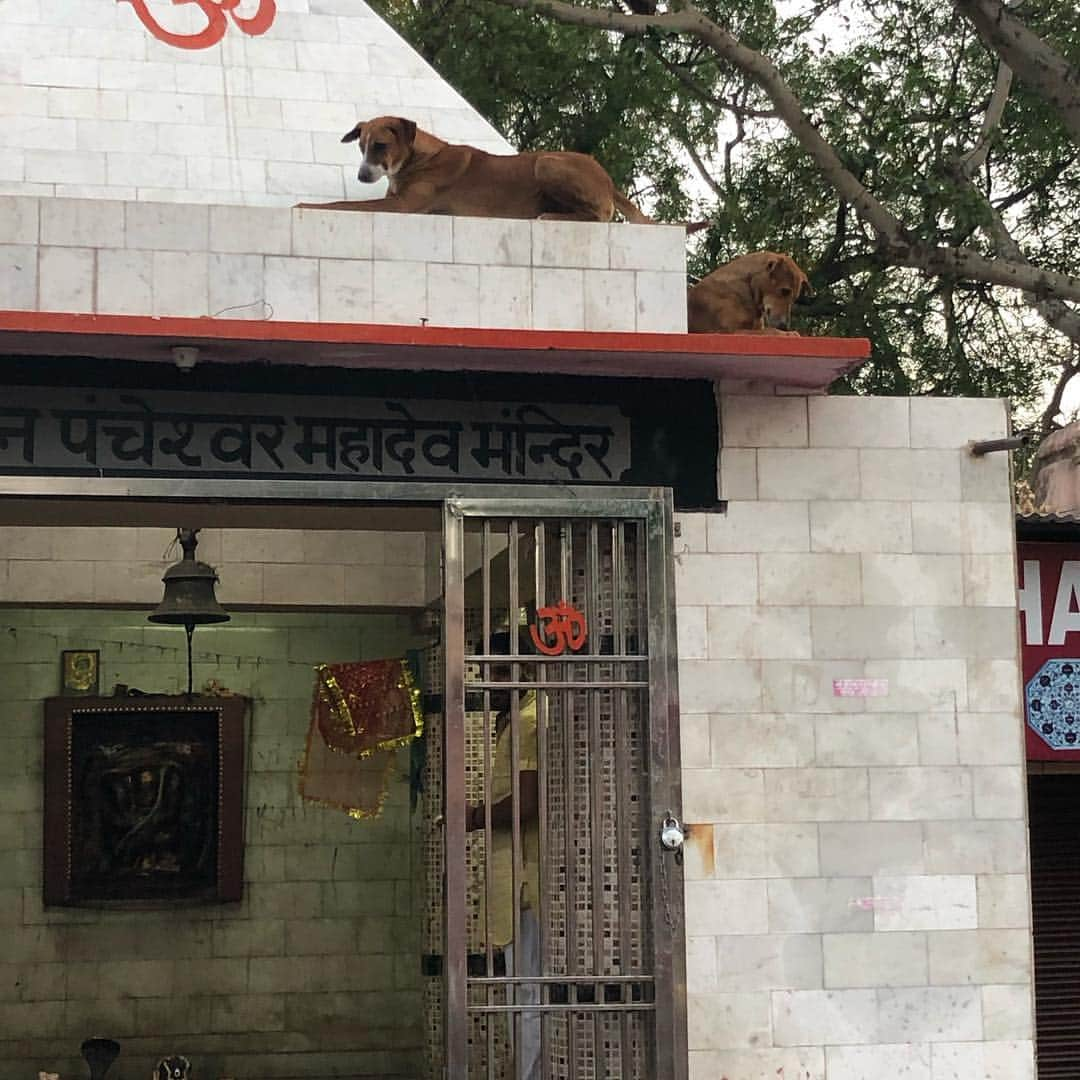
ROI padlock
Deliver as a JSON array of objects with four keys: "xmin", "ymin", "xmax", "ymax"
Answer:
[{"xmin": 659, "ymin": 814, "xmax": 685, "ymax": 852}]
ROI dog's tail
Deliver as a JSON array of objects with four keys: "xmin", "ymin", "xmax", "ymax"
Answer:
[
  {"xmin": 614, "ymin": 192, "xmax": 712, "ymax": 234},
  {"xmin": 613, "ymin": 190, "xmax": 655, "ymax": 225}
]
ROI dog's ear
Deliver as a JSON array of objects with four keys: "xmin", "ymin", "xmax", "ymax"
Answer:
[
  {"xmin": 765, "ymin": 257, "xmax": 778, "ymax": 272},
  {"xmin": 341, "ymin": 121, "xmax": 366, "ymax": 144},
  {"xmin": 390, "ymin": 117, "xmax": 418, "ymax": 147},
  {"xmin": 798, "ymin": 275, "xmax": 815, "ymax": 299}
]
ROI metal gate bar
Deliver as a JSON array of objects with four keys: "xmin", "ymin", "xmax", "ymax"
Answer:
[
  {"xmin": 614, "ymin": 520, "xmax": 633, "ymax": 1079},
  {"xmin": 558, "ymin": 521, "xmax": 579, "ymax": 1080},
  {"xmin": 481, "ymin": 520, "xmax": 496, "ymax": 1077},
  {"xmin": 587, "ymin": 526, "xmax": 605, "ymax": 1080},
  {"xmin": 644, "ymin": 499, "xmax": 686, "ymax": 1071},
  {"xmin": 508, "ymin": 517, "xmax": 524, "ymax": 1072},
  {"xmin": 534, "ymin": 520, "xmax": 552, "ymax": 1077},
  {"xmin": 443, "ymin": 502, "xmax": 468, "ymax": 1078}
]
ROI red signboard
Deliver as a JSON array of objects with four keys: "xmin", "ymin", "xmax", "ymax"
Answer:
[{"xmin": 1019, "ymin": 541, "xmax": 1080, "ymax": 759}]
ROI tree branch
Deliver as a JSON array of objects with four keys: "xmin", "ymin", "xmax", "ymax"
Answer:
[
  {"xmin": 813, "ymin": 252, "xmax": 890, "ymax": 286},
  {"xmin": 993, "ymin": 154, "xmax": 1078, "ymax": 212},
  {"xmin": 942, "ymin": 281, "xmax": 976, "ymax": 393},
  {"xmin": 937, "ymin": 59, "xmax": 1080, "ymax": 350},
  {"xmin": 651, "ymin": 48, "xmax": 778, "ymax": 119},
  {"xmin": 952, "ymin": 0, "xmax": 1080, "ymax": 144},
  {"xmin": 722, "ymin": 88, "xmax": 748, "ymax": 192},
  {"xmin": 956, "ymin": 59, "xmax": 1013, "ymax": 178},
  {"xmin": 491, "ymin": 0, "xmax": 1080, "ymax": 303},
  {"xmin": 974, "ymin": 188, "xmax": 1080, "ymax": 344},
  {"xmin": 941, "ymin": 56, "xmax": 1080, "ymax": 347},
  {"xmin": 1040, "ymin": 354, "xmax": 1080, "ymax": 439},
  {"xmin": 676, "ymin": 129, "xmax": 725, "ymax": 199},
  {"xmin": 818, "ymin": 199, "xmax": 850, "ymax": 271}
]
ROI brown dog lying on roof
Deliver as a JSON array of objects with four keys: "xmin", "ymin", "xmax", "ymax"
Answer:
[
  {"xmin": 688, "ymin": 251, "xmax": 814, "ymax": 334},
  {"xmin": 298, "ymin": 115, "xmax": 669, "ymax": 226}
]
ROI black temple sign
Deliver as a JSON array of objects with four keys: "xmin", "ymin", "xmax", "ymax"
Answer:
[
  {"xmin": 0, "ymin": 366, "xmax": 720, "ymax": 506},
  {"xmin": 0, "ymin": 389, "xmax": 629, "ymax": 484}
]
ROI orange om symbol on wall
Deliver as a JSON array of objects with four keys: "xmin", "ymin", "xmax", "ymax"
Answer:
[
  {"xmin": 119, "ymin": 0, "xmax": 276, "ymax": 49},
  {"xmin": 529, "ymin": 601, "xmax": 588, "ymax": 656}
]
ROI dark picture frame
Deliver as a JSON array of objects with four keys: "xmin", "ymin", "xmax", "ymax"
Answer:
[{"xmin": 43, "ymin": 695, "xmax": 246, "ymax": 907}]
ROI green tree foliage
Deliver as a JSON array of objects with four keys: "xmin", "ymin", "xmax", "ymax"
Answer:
[{"xmin": 371, "ymin": 0, "xmax": 1080, "ymax": 426}]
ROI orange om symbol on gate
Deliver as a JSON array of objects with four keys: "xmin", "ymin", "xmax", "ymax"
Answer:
[
  {"xmin": 118, "ymin": 0, "xmax": 276, "ymax": 49},
  {"xmin": 529, "ymin": 601, "xmax": 588, "ymax": 656}
]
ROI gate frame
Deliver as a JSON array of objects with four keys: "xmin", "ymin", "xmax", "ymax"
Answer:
[
  {"xmin": 0, "ymin": 475, "xmax": 687, "ymax": 1080},
  {"xmin": 443, "ymin": 491, "xmax": 688, "ymax": 1080}
]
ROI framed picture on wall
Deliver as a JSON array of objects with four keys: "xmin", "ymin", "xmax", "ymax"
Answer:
[
  {"xmin": 60, "ymin": 649, "xmax": 99, "ymax": 696},
  {"xmin": 43, "ymin": 695, "xmax": 247, "ymax": 907}
]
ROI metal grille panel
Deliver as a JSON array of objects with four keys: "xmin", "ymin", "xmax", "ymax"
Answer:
[{"xmin": 436, "ymin": 516, "xmax": 662, "ymax": 1079}]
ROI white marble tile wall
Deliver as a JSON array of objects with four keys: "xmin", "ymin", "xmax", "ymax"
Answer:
[
  {"xmin": 0, "ymin": 526, "xmax": 435, "ymax": 608},
  {"xmin": 0, "ymin": 0, "xmax": 511, "ymax": 205},
  {"xmin": 0, "ymin": 195, "xmax": 688, "ymax": 331},
  {"xmin": 676, "ymin": 392, "xmax": 1034, "ymax": 1080}
]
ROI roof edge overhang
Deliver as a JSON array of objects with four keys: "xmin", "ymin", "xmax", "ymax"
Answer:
[
  {"xmin": 0, "ymin": 310, "xmax": 870, "ymax": 391},
  {"xmin": 1017, "ymin": 512, "xmax": 1080, "ymax": 541}
]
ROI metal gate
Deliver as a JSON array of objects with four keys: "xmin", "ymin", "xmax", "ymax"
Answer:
[{"xmin": 440, "ymin": 494, "xmax": 687, "ymax": 1080}]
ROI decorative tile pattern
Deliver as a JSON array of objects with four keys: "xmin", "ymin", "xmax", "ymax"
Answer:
[{"xmin": 1025, "ymin": 658, "xmax": 1080, "ymax": 749}]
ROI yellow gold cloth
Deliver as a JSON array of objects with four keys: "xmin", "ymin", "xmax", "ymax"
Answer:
[
  {"xmin": 299, "ymin": 658, "xmax": 423, "ymax": 819},
  {"xmin": 315, "ymin": 658, "xmax": 422, "ymax": 757}
]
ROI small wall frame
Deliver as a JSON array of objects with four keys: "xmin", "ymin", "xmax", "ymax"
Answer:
[
  {"xmin": 43, "ymin": 695, "xmax": 246, "ymax": 907},
  {"xmin": 60, "ymin": 649, "xmax": 99, "ymax": 696}
]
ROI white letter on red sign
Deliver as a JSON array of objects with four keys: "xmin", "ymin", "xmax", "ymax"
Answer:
[
  {"xmin": 1049, "ymin": 561, "xmax": 1080, "ymax": 645},
  {"xmin": 1019, "ymin": 559, "xmax": 1043, "ymax": 646}
]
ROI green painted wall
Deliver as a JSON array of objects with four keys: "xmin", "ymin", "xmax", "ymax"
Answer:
[{"xmin": 0, "ymin": 609, "xmax": 427, "ymax": 1079}]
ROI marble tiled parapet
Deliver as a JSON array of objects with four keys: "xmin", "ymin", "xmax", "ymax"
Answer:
[{"xmin": 0, "ymin": 195, "xmax": 689, "ymax": 333}]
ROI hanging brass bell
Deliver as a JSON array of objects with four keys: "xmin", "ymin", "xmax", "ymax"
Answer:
[{"xmin": 148, "ymin": 529, "xmax": 230, "ymax": 627}]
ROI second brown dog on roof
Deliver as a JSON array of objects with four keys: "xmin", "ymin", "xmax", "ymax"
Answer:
[
  {"xmin": 298, "ymin": 115, "xmax": 660, "ymax": 225},
  {"xmin": 688, "ymin": 251, "xmax": 814, "ymax": 334}
]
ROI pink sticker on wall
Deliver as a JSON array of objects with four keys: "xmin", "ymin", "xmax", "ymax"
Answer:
[
  {"xmin": 119, "ymin": 0, "xmax": 276, "ymax": 50},
  {"xmin": 849, "ymin": 895, "xmax": 900, "ymax": 911},
  {"xmin": 832, "ymin": 677, "xmax": 889, "ymax": 698}
]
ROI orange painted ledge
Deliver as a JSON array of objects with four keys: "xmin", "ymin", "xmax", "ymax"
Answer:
[{"xmin": 0, "ymin": 310, "xmax": 870, "ymax": 388}]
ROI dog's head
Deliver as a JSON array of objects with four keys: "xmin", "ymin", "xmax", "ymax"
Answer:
[
  {"xmin": 756, "ymin": 253, "xmax": 814, "ymax": 330},
  {"xmin": 154, "ymin": 1056, "xmax": 191, "ymax": 1080},
  {"xmin": 341, "ymin": 116, "xmax": 418, "ymax": 184}
]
